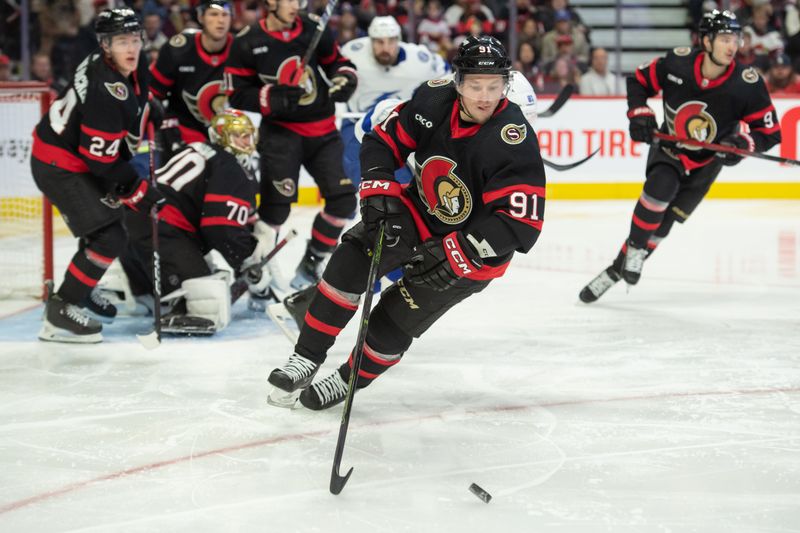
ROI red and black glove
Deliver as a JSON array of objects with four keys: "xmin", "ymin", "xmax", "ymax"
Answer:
[
  {"xmin": 328, "ymin": 70, "xmax": 358, "ymax": 103},
  {"xmin": 359, "ymin": 179, "xmax": 407, "ymax": 240},
  {"xmin": 716, "ymin": 131, "xmax": 754, "ymax": 166},
  {"xmin": 406, "ymin": 232, "xmax": 483, "ymax": 291},
  {"xmin": 259, "ymin": 84, "xmax": 305, "ymax": 117},
  {"xmin": 118, "ymin": 179, "xmax": 165, "ymax": 212},
  {"xmin": 627, "ymin": 106, "xmax": 658, "ymax": 144}
]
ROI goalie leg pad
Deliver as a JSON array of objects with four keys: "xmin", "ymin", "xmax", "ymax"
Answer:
[{"xmin": 183, "ymin": 274, "xmax": 232, "ymax": 331}]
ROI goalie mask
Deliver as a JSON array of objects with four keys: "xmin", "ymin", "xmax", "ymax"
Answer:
[{"xmin": 208, "ymin": 109, "xmax": 258, "ymax": 167}]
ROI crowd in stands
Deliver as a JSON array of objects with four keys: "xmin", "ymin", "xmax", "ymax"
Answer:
[{"xmin": 1, "ymin": 0, "xmax": 798, "ymax": 96}]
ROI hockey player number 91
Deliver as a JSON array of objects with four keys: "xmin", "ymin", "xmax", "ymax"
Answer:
[{"xmin": 509, "ymin": 192, "xmax": 540, "ymax": 221}]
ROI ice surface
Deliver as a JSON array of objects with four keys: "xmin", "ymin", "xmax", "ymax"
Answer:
[{"xmin": 1, "ymin": 201, "xmax": 799, "ymax": 533}]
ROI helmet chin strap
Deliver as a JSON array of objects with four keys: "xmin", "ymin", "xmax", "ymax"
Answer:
[{"xmin": 705, "ymin": 35, "xmax": 727, "ymax": 67}]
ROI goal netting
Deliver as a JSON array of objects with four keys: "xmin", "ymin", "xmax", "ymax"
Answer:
[{"xmin": 0, "ymin": 82, "xmax": 53, "ymax": 300}]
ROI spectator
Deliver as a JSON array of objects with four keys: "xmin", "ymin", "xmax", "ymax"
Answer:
[
  {"xmin": 336, "ymin": 7, "xmax": 365, "ymax": 44},
  {"xmin": 31, "ymin": 53, "xmax": 53, "ymax": 85},
  {"xmin": 579, "ymin": 47, "xmax": 625, "ymax": 95},
  {"xmin": 518, "ymin": 17, "xmax": 542, "ymax": 53},
  {"xmin": 786, "ymin": 0, "xmax": 800, "ymax": 65},
  {"xmin": 0, "ymin": 54, "xmax": 12, "ymax": 82},
  {"xmin": 766, "ymin": 52, "xmax": 800, "ymax": 93},
  {"xmin": 143, "ymin": 12, "xmax": 168, "ymax": 51},
  {"xmin": 541, "ymin": 55, "xmax": 579, "ymax": 94},
  {"xmin": 514, "ymin": 40, "xmax": 544, "ymax": 91},
  {"xmin": 418, "ymin": 0, "xmax": 453, "ymax": 55},
  {"xmin": 540, "ymin": 9, "xmax": 589, "ymax": 66},
  {"xmin": 455, "ymin": 0, "xmax": 495, "ymax": 36},
  {"xmin": 444, "ymin": 0, "xmax": 494, "ymax": 32},
  {"xmin": 736, "ymin": 30, "xmax": 771, "ymax": 72},
  {"xmin": 744, "ymin": 4, "xmax": 784, "ymax": 57},
  {"xmin": 539, "ymin": 0, "xmax": 587, "ymax": 36}
]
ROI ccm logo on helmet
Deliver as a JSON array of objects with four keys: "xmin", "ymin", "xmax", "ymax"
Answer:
[
  {"xmin": 444, "ymin": 236, "xmax": 473, "ymax": 276},
  {"xmin": 415, "ymin": 114, "xmax": 433, "ymax": 128}
]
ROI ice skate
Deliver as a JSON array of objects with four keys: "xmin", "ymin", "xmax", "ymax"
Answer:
[
  {"xmin": 81, "ymin": 289, "xmax": 117, "ymax": 324},
  {"xmin": 622, "ymin": 241, "xmax": 648, "ymax": 285},
  {"xmin": 579, "ymin": 266, "xmax": 621, "ymax": 303},
  {"xmin": 39, "ymin": 294, "xmax": 103, "ymax": 344},
  {"xmin": 290, "ymin": 242, "xmax": 328, "ymax": 290},
  {"xmin": 268, "ymin": 352, "xmax": 320, "ymax": 392},
  {"xmin": 299, "ymin": 369, "xmax": 350, "ymax": 411}
]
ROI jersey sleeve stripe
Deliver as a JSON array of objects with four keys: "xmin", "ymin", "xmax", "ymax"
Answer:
[
  {"xmin": 395, "ymin": 120, "xmax": 417, "ymax": 150},
  {"xmin": 78, "ymin": 146, "xmax": 118, "ymax": 163},
  {"xmin": 200, "ymin": 217, "xmax": 245, "ymax": 228},
  {"xmin": 150, "ymin": 66, "xmax": 174, "ymax": 87},
  {"xmin": 648, "ymin": 59, "xmax": 661, "ymax": 93},
  {"xmin": 80, "ymin": 125, "xmax": 127, "ymax": 141},
  {"xmin": 483, "ymin": 184, "xmax": 546, "ymax": 204},
  {"xmin": 497, "ymin": 210, "xmax": 544, "ymax": 231},
  {"xmin": 373, "ymin": 125, "xmax": 403, "ymax": 165},
  {"xmin": 318, "ymin": 42, "xmax": 341, "ymax": 65},
  {"xmin": 204, "ymin": 193, "xmax": 251, "ymax": 207},
  {"xmin": 150, "ymin": 86, "xmax": 166, "ymax": 98},
  {"xmin": 225, "ymin": 66, "xmax": 257, "ymax": 77},
  {"xmin": 635, "ymin": 68, "xmax": 649, "ymax": 89},
  {"xmin": 742, "ymin": 104, "xmax": 775, "ymax": 123},
  {"xmin": 753, "ymin": 124, "xmax": 780, "ymax": 134}
]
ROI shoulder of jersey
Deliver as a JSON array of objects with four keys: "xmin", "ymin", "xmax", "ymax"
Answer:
[
  {"xmin": 737, "ymin": 64, "xmax": 762, "ymax": 85},
  {"xmin": 86, "ymin": 55, "xmax": 131, "ymax": 101},
  {"xmin": 490, "ymin": 104, "xmax": 532, "ymax": 147},
  {"xmin": 401, "ymin": 42, "xmax": 433, "ymax": 64},
  {"xmin": 168, "ymin": 30, "xmax": 198, "ymax": 49},
  {"xmin": 236, "ymin": 22, "xmax": 257, "ymax": 38},
  {"xmin": 342, "ymin": 36, "xmax": 369, "ymax": 54},
  {"xmin": 189, "ymin": 141, "xmax": 220, "ymax": 160}
]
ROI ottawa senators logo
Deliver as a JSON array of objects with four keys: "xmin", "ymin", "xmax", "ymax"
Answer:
[
  {"xmin": 271, "ymin": 56, "xmax": 316, "ymax": 106},
  {"xmin": 104, "ymin": 82, "xmax": 129, "ymax": 101},
  {"xmin": 183, "ymin": 80, "xmax": 228, "ymax": 125},
  {"xmin": 416, "ymin": 156, "xmax": 472, "ymax": 225},
  {"xmin": 664, "ymin": 101, "xmax": 718, "ymax": 150},
  {"xmin": 427, "ymin": 78, "xmax": 451, "ymax": 88}
]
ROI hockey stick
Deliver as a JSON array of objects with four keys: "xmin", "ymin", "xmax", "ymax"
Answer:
[
  {"xmin": 653, "ymin": 132, "xmax": 800, "ymax": 167},
  {"xmin": 137, "ymin": 122, "xmax": 162, "ymax": 350},
  {"xmin": 543, "ymin": 148, "xmax": 600, "ymax": 172},
  {"xmin": 230, "ymin": 228, "xmax": 299, "ymax": 304},
  {"xmin": 330, "ymin": 222, "xmax": 386, "ymax": 495},
  {"xmin": 290, "ymin": 0, "xmax": 340, "ymax": 86},
  {"xmin": 537, "ymin": 84, "xmax": 574, "ymax": 118}
]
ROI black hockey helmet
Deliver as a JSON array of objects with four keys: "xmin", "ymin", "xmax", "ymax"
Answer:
[
  {"xmin": 452, "ymin": 35, "xmax": 512, "ymax": 84},
  {"xmin": 94, "ymin": 8, "xmax": 142, "ymax": 42},
  {"xmin": 698, "ymin": 9, "xmax": 741, "ymax": 39},
  {"xmin": 197, "ymin": 0, "xmax": 232, "ymax": 17}
]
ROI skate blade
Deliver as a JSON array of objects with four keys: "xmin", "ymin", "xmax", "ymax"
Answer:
[
  {"xmin": 267, "ymin": 387, "xmax": 301, "ymax": 409},
  {"xmin": 38, "ymin": 324, "xmax": 102, "ymax": 344}
]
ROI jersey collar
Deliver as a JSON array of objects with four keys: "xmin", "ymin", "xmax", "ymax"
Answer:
[
  {"xmin": 694, "ymin": 52, "xmax": 735, "ymax": 90},
  {"xmin": 194, "ymin": 32, "xmax": 233, "ymax": 67},
  {"xmin": 260, "ymin": 16, "xmax": 303, "ymax": 42},
  {"xmin": 450, "ymin": 98, "xmax": 509, "ymax": 138}
]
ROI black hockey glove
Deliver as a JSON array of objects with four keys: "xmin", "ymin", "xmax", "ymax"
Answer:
[
  {"xmin": 328, "ymin": 70, "xmax": 357, "ymax": 103},
  {"xmin": 264, "ymin": 84, "xmax": 305, "ymax": 116},
  {"xmin": 118, "ymin": 179, "xmax": 166, "ymax": 213},
  {"xmin": 627, "ymin": 106, "xmax": 658, "ymax": 144},
  {"xmin": 715, "ymin": 131, "xmax": 753, "ymax": 166},
  {"xmin": 359, "ymin": 179, "xmax": 407, "ymax": 240},
  {"xmin": 406, "ymin": 232, "xmax": 483, "ymax": 292}
]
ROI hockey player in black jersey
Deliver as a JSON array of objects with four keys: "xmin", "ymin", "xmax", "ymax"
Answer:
[
  {"xmin": 579, "ymin": 10, "xmax": 782, "ymax": 303},
  {"xmin": 120, "ymin": 110, "xmax": 278, "ymax": 333},
  {"xmin": 31, "ymin": 8, "xmax": 164, "ymax": 343},
  {"xmin": 150, "ymin": 0, "xmax": 233, "ymax": 144},
  {"xmin": 267, "ymin": 36, "xmax": 547, "ymax": 410},
  {"xmin": 225, "ymin": 0, "xmax": 359, "ymax": 291}
]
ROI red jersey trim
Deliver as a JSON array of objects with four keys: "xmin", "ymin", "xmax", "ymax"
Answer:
[
  {"xmin": 648, "ymin": 59, "xmax": 661, "ymax": 93},
  {"xmin": 677, "ymin": 152, "xmax": 715, "ymax": 171},
  {"xmin": 159, "ymin": 205, "xmax": 196, "ymax": 233},
  {"xmin": 150, "ymin": 65, "xmax": 174, "ymax": 87},
  {"xmin": 450, "ymin": 99, "xmax": 509, "ymax": 139},
  {"xmin": 396, "ymin": 120, "xmax": 417, "ymax": 150},
  {"xmin": 635, "ymin": 68, "xmax": 649, "ymax": 89},
  {"xmin": 483, "ymin": 184, "xmax": 546, "ymax": 204},
  {"xmin": 78, "ymin": 145, "xmax": 118, "ymax": 163},
  {"xmin": 497, "ymin": 210, "xmax": 544, "ymax": 231},
  {"xmin": 194, "ymin": 32, "xmax": 232, "ymax": 67},
  {"xmin": 305, "ymin": 311, "xmax": 342, "ymax": 336},
  {"xmin": 200, "ymin": 216, "xmax": 245, "ymax": 228},
  {"xmin": 178, "ymin": 124, "xmax": 208, "ymax": 144},
  {"xmin": 225, "ymin": 66, "xmax": 257, "ymax": 77},
  {"xmin": 373, "ymin": 124, "xmax": 403, "ymax": 165},
  {"xmin": 273, "ymin": 116, "xmax": 337, "ymax": 137},
  {"xmin": 32, "ymin": 130, "xmax": 90, "ymax": 173},
  {"xmin": 742, "ymin": 104, "xmax": 776, "ymax": 123},
  {"xmin": 694, "ymin": 53, "xmax": 735, "ymax": 90},
  {"xmin": 204, "ymin": 193, "xmax": 251, "ymax": 207},
  {"xmin": 80, "ymin": 125, "xmax": 127, "ymax": 141},
  {"xmin": 318, "ymin": 42, "xmax": 341, "ymax": 65},
  {"xmin": 68, "ymin": 262, "xmax": 99, "ymax": 287},
  {"xmin": 260, "ymin": 17, "xmax": 303, "ymax": 42}
]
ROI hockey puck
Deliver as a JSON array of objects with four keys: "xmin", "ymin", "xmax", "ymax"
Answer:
[{"xmin": 468, "ymin": 483, "xmax": 492, "ymax": 503}]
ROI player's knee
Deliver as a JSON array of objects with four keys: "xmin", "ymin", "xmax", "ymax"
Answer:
[
  {"xmin": 260, "ymin": 203, "xmax": 291, "ymax": 226},
  {"xmin": 644, "ymin": 165, "xmax": 681, "ymax": 202},
  {"xmin": 86, "ymin": 223, "xmax": 127, "ymax": 259},
  {"xmin": 323, "ymin": 192, "xmax": 357, "ymax": 219},
  {"xmin": 367, "ymin": 305, "xmax": 413, "ymax": 356}
]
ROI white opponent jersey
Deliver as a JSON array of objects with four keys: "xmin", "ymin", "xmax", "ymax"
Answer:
[{"xmin": 341, "ymin": 37, "xmax": 448, "ymax": 114}]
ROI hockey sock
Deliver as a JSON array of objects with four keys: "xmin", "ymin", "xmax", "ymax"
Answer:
[
  {"xmin": 628, "ymin": 191, "xmax": 670, "ymax": 248},
  {"xmin": 296, "ymin": 279, "xmax": 361, "ymax": 364},
  {"xmin": 58, "ymin": 247, "xmax": 114, "ymax": 305},
  {"xmin": 338, "ymin": 341, "xmax": 403, "ymax": 389},
  {"xmin": 309, "ymin": 210, "xmax": 347, "ymax": 254}
]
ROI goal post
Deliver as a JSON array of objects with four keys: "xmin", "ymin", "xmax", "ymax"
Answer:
[{"xmin": 0, "ymin": 82, "xmax": 54, "ymax": 300}]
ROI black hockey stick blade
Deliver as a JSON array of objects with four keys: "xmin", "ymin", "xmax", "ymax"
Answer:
[
  {"xmin": 538, "ymin": 84, "xmax": 574, "ymax": 118},
  {"xmin": 330, "ymin": 466, "xmax": 354, "ymax": 495},
  {"xmin": 543, "ymin": 148, "xmax": 600, "ymax": 171},
  {"xmin": 137, "ymin": 330, "xmax": 161, "ymax": 350}
]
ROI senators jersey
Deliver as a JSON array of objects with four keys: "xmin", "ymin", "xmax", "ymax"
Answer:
[
  {"xmin": 629, "ymin": 47, "xmax": 782, "ymax": 171},
  {"xmin": 32, "ymin": 50, "xmax": 149, "ymax": 189},
  {"xmin": 362, "ymin": 80, "xmax": 546, "ymax": 275},
  {"xmin": 225, "ymin": 14, "xmax": 356, "ymax": 136},
  {"xmin": 150, "ymin": 30, "xmax": 233, "ymax": 143},
  {"xmin": 155, "ymin": 142, "xmax": 258, "ymax": 271}
]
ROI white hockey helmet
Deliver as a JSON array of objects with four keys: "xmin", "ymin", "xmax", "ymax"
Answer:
[
  {"xmin": 368, "ymin": 16, "xmax": 401, "ymax": 39},
  {"xmin": 506, "ymin": 70, "xmax": 538, "ymax": 125}
]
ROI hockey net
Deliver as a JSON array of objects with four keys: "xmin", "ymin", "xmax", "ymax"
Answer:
[{"xmin": 0, "ymin": 82, "xmax": 53, "ymax": 300}]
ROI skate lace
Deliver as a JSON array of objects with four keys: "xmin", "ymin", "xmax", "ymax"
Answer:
[
  {"xmin": 89, "ymin": 290, "xmax": 112, "ymax": 309},
  {"xmin": 65, "ymin": 304, "xmax": 91, "ymax": 327},
  {"xmin": 587, "ymin": 271, "xmax": 616, "ymax": 296},
  {"xmin": 625, "ymin": 247, "xmax": 647, "ymax": 274},
  {"xmin": 314, "ymin": 372, "xmax": 348, "ymax": 405},
  {"xmin": 282, "ymin": 354, "xmax": 317, "ymax": 382}
]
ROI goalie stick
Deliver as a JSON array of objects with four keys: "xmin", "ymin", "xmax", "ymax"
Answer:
[
  {"xmin": 537, "ymin": 84, "xmax": 574, "ymax": 118},
  {"xmin": 230, "ymin": 228, "xmax": 299, "ymax": 304},
  {"xmin": 137, "ymin": 122, "xmax": 163, "ymax": 350},
  {"xmin": 653, "ymin": 132, "xmax": 800, "ymax": 167},
  {"xmin": 289, "ymin": 0, "xmax": 340, "ymax": 86}
]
